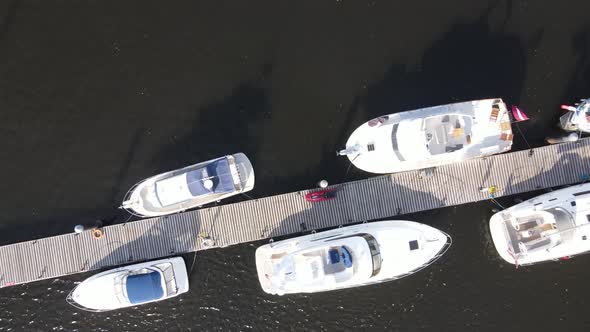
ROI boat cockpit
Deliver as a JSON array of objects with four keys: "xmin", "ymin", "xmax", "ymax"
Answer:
[
  {"xmin": 273, "ymin": 235, "xmax": 382, "ymax": 290},
  {"xmin": 512, "ymin": 207, "xmax": 575, "ymax": 254},
  {"xmin": 424, "ymin": 114, "xmax": 473, "ymax": 155}
]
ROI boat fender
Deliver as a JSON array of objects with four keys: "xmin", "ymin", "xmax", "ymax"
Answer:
[
  {"xmin": 545, "ymin": 133, "xmax": 578, "ymax": 145},
  {"xmin": 92, "ymin": 228, "xmax": 104, "ymax": 239}
]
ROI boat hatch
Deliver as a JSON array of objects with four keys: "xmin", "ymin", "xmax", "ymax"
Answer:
[
  {"xmin": 409, "ymin": 240, "xmax": 419, "ymax": 250},
  {"xmin": 367, "ymin": 143, "xmax": 375, "ymax": 152}
]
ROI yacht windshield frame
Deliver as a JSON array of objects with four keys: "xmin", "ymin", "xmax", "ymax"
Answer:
[
  {"xmin": 330, "ymin": 233, "xmax": 382, "ymax": 277},
  {"xmin": 390, "ymin": 123, "xmax": 405, "ymax": 161}
]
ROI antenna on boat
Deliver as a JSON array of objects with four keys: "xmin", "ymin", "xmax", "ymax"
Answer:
[{"xmin": 343, "ymin": 153, "xmax": 361, "ymax": 181}]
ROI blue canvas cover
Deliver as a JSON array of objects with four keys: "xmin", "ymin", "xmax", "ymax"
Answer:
[
  {"xmin": 341, "ymin": 247, "xmax": 353, "ymax": 268},
  {"xmin": 186, "ymin": 158, "xmax": 235, "ymax": 196},
  {"xmin": 126, "ymin": 271, "xmax": 164, "ymax": 304}
]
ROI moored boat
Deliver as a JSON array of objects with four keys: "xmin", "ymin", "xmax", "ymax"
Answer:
[
  {"xmin": 255, "ymin": 220, "xmax": 451, "ymax": 295},
  {"xmin": 338, "ymin": 99, "xmax": 513, "ymax": 174},
  {"xmin": 66, "ymin": 257, "xmax": 189, "ymax": 311},
  {"xmin": 489, "ymin": 183, "xmax": 590, "ymax": 266},
  {"xmin": 121, "ymin": 153, "xmax": 255, "ymax": 217}
]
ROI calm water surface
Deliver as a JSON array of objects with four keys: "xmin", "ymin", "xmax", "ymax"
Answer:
[{"xmin": 1, "ymin": 1, "xmax": 590, "ymax": 331}]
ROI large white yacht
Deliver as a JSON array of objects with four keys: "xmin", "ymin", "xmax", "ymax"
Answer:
[
  {"xmin": 489, "ymin": 183, "xmax": 590, "ymax": 266},
  {"xmin": 67, "ymin": 257, "xmax": 189, "ymax": 312},
  {"xmin": 559, "ymin": 98, "xmax": 590, "ymax": 133},
  {"xmin": 338, "ymin": 99, "xmax": 513, "ymax": 174},
  {"xmin": 121, "ymin": 153, "xmax": 255, "ymax": 217},
  {"xmin": 255, "ymin": 220, "xmax": 451, "ymax": 295}
]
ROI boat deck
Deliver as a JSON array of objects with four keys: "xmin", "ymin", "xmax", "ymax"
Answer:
[{"xmin": 1, "ymin": 139, "xmax": 590, "ymax": 287}]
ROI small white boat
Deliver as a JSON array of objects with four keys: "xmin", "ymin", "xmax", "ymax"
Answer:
[
  {"xmin": 121, "ymin": 153, "xmax": 255, "ymax": 217},
  {"xmin": 255, "ymin": 220, "xmax": 451, "ymax": 295},
  {"xmin": 559, "ymin": 98, "xmax": 590, "ymax": 133},
  {"xmin": 489, "ymin": 183, "xmax": 590, "ymax": 266},
  {"xmin": 338, "ymin": 99, "xmax": 513, "ymax": 174},
  {"xmin": 66, "ymin": 257, "xmax": 189, "ymax": 312}
]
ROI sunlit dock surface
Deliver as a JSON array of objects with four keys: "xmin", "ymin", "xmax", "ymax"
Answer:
[{"xmin": 1, "ymin": 139, "xmax": 590, "ymax": 287}]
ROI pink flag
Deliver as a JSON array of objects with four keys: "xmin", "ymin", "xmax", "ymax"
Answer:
[
  {"xmin": 511, "ymin": 105, "xmax": 529, "ymax": 122},
  {"xmin": 561, "ymin": 104, "xmax": 577, "ymax": 112}
]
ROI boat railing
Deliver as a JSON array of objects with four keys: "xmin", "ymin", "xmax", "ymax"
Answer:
[
  {"xmin": 515, "ymin": 221, "xmax": 590, "ymax": 264},
  {"xmin": 65, "ymin": 288, "xmax": 110, "ymax": 313},
  {"xmin": 407, "ymin": 231, "xmax": 453, "ymax": 276},
  {"xmin": 119, "ymin": 179, "xmax": 144, "ymax": 216}
]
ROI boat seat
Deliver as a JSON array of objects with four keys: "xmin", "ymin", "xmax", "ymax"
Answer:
[
  {"xmin": 490, "ymin": 107, "xmax": 500, "ymax": 122},
  {"xmin": 328, "ymin": 248, "xmax": 340, "ymax": 264},
  {"xmin": 500, "ymin": 133, "xmax": 514, "ymax": 141}
]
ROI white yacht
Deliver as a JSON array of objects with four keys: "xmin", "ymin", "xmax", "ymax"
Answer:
[
  {"xmin": 121, "ymin": 153, "xmax": 255, "ymax": 217},
  {"xmin": 255, "ymin": 220, "xmax": 451, "ymax": 295},
  {"xmin": 559, "ymin": 98, "xmax": 590, "ymax": 133},
  {"xmin": 489, "ymin": 183, "xmax": 590, "ymax": 266},
  {"xmin": 66, "ymin": 257, "xmax": 189, "ymax": 312},
  {"xmin": 338, "ymin": 99, "xmax": 513, "ymax": 174}
]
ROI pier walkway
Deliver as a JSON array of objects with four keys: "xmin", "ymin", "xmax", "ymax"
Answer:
[{"xmin": 1, "ymin": 139, "xmax": 590, "ymax": 287}]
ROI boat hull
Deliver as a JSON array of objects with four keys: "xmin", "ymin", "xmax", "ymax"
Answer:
[
  {"xmin": 489, "ymin": 183, "xmax": 590, "ymax": 265},
  {"xmin": 341, "ymin": 99, "xmax": 513, "ymax": 174},
  {"xmin": 256, "ymin": 220, "xmax": 451, "ymax": 295},
  {"xmin": 67, "ymin": 257, "xmax": 189, "ymax": 311},
  {"xmin": 122, "ymin": 153, "xmax": 255, "ymax": 217}
]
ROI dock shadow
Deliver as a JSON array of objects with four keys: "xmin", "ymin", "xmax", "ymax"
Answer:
[
  {"xmin": 504, "ymin": 141, "xmax": 590, "ymax": 195},
  {"xmin": 150, "ymin": 73, "xmax": 271, "ymax": 175},
  {"xmin": 85, "ymin": 213, "xmax": 203, "ymax": 272},
  {"xmin": 267, "ymin": 178, "xmax": 446, "ymax": 239},
  {"xmin": 356, "ymin": 8, "xmax": 526, "ymax": 120}
]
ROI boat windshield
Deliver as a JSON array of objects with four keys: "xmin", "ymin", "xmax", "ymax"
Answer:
[
  {"xmin": 390, "ymin": 123, "xmax": 405, "ymax": 161},
  {"xmin": 424, "ymin": 114, "xmax": 473, "ymax": 155},
  {"xmin": 125, "ymin": 269, "xmax": 165, "ymax": 304},
  {"xmin": 360, "ymin": 234, "xmax": 382, "ymax": 277},
  {"xmin": 186, "ymin": 158, "xmax": 235, "ymax": 196}
]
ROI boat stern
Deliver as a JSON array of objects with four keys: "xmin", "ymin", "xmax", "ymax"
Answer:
[
  {"xmin": 232, "ymin": 152, "xmax": 255, "ymax": 192},
  {"xmin": 169, "ymin": 256, "xmax": 190, "ymax": 295},
  {"xmin": 254, "ymin": 244, "xmax": 279, "ymax": 295},
  {"xmin": 489, "ymin": 212, "xmax": 517, "ymax": 264}
]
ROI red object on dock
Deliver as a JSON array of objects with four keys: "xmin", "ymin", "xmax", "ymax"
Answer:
[{"xmin": 305, "ymin": 189, "xmax": 336, "ymax": 202}]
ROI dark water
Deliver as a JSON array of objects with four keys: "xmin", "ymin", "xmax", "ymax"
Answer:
[{"xmin": 1, "ymin": 0, "xmax": 590, "ymax": 331}]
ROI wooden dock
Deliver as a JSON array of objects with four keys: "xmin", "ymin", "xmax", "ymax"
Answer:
[{"xmin": 2, "ymin": 139, "xmax": 590, "ymax": 287}]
